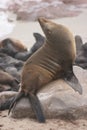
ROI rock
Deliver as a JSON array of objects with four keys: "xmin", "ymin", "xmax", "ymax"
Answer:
[{"xmin": 11, "ymin": 66, "xmax": 87, "ymax": 120}]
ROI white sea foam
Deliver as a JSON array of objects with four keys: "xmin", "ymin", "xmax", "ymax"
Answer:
[
  {"xmin": 0, "ymin": 0, "xmax": 11, "ymax": 9},
  {"xmin": 0, "ymin": 12, "xmax": 15, "ymax": 39}
]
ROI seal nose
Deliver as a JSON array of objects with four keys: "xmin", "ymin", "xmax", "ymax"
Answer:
[
  {"xmin": 38, "ymin": 17, "xmax": 46, "ymax": 31},
  {"xmin": 38, "ymin": 17, "xmax": 50, "ymax": 35},
  {"xmin": 38, "ymin": 17, "xmax": 48, "ymax": 24}
]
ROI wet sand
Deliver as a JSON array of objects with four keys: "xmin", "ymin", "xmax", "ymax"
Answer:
[{"xmin": 1, "ymin": 111, "xmax": 87, "ymax": 130}]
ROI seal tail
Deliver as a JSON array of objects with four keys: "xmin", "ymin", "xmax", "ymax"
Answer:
[
  {"xmin": 64, "ymin": 71, "xmax": 82, "ymax": 95},
  {"xmin": 28, "ymin": 93, "xmax": 45, "ymax": 123}
]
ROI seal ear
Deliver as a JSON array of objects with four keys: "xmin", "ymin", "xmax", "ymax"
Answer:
[{"xmin": 63, "ymin": 71, "xmax": 83, "ymax": 95}]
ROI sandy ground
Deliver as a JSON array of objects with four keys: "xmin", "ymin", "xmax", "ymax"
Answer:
[
  {"xmin": 0, "ymin": 8, "xmax": 87, "ymax": 130},
  {"xmin": 1, "ymin": 111, "xmax": 87, "ymax": 130}
]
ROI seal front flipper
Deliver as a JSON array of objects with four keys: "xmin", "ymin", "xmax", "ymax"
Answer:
[{"xmin": 63, "ymin": 71, "xmax": 82, "ymax": 95}]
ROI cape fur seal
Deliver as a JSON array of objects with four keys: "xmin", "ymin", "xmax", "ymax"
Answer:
[
  {"xmin": 75, "ymin": 35, "xmax": 83, "ymax": 55},
  {"xmin": 0, "ymin": 38, "xmax": 27, "ymax": 57},
  {"xmin": 8, "ymin": 17, "xmax": 82, "ymax": 123},
  {"xmin": 14, "ymin": 32, "xmax": 45, "ymax": 61},
  {"xmin": 0, "ymin": 53, "xmax": 23, "ymax": 81},
  {"xmin": 0, "ymin": 70, "xmax": 19, "ymax": 91},
  {"xmin": 75, "ymin": 42, "xmax": 87, "ymax": 69},
  {"xmin": 29, "ymin": 32, "xmax": 45, "ymax": 54}
]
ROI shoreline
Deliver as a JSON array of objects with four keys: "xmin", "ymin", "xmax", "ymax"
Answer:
[{"xmin": 5, "ymin": 8, "xmax": 87, "ymax": 49}]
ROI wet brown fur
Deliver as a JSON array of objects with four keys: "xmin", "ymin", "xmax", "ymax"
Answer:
[
  {"xmin": 0, "ymin": 38, "xmax": 27, "ymax": 52},
  {"xmin": 21, "ymin": 18, "xmax": 76, "ymax": 94},
  {"xmin": 0, "ymin": 70, "xmax": 19, "ymax": 91},
  {"xmin": 9, "ymin": 18, "xmax": 82, "ymax": 123}
]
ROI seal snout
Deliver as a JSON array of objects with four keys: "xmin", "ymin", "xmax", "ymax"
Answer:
[
  {"xmin": 38, "ymin": 17, "xmax": 49, "ymax": 28},
  {"xmin": 38, "ymin": 17, "xmax": 48, "ymax": 24},
  {"xmin": 38, "ymin": 17, "xmax": 49, "ymax": 34}
]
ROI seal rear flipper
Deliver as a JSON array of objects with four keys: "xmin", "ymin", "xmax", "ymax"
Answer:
[
  {"xmin": 0, "ymin": 97, "xmax": 14, "ymax": 111},
  {"xmin": 28, "ymin": 93, "xmax": 45, "ymax": 123},
  {"xmin": 63, "ymin": 71, "xmax": 82, "ymax": 95},
  {"xmin": 8, "ymin": 91, "xmax": 45, "ymax": 123},
  {"xmin": 8, "ymin": 92, "xmax": 24, "ymax": 115}
]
